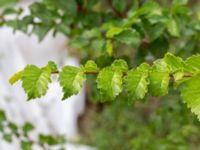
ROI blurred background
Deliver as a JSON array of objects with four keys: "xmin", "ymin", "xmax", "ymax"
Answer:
[{"xmin": 0, "ymin": 0, "xmax": 200, "ymax": 150}]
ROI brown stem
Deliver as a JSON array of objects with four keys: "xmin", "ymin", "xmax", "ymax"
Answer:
[{"xmin": 51, "ymin": 70, "xmax": 193, "ymax": 78}]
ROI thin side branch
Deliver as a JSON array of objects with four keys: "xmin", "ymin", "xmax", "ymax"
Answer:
[{"xmin": 51, "ymin": 70, "xmax": 193, "ymax": 78}]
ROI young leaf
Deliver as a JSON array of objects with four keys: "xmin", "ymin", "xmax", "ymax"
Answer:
[
  {"xmin": 23, "ymin": 122, "xmax": 34, "ymax": 136},
  {"xmin": 152, "ymin": 59, "xmax": 169, "ymax": 71},
  {"xmin": 84, "ymin": 60, "xmax": 99, "ymax": 72},
  {"xmin": 39, "ymin": 134, "xmax": 66, "ymax": 145},
  {"xmin": 106, "ymin": 40, "xmax": 113, "ymax": 56},
  {"xmin": 164, "ymin": 53, "xmax": 185, "ymax": 73},
  {"xmin": 0, "ymin": 110, "xmax": 6, "ymax": 123},
  {"xmin": 173, "ymin": 0, "xmax": 188, "ymax": 5},
  {"xmin": 106, "ymin": 27, "xmax": 123, "ymax": 38},
  {"xmin": 8, "ymin": 122, "xmax": 18, "ymax": 133},
  {"xmin": 149, "ymin": 68, "xmax": 170, "ymax": 96},
  {"xmin": 114, "ymin": 29, "xmax": 141, "ymax": 47},
  {"xmin": 167, "ymin": 18, "xmax": 180, "ymax": 37},
  {"xmin": 58, "ymin": 66, "xmax": 86, "ymax": 100},
  {"xmin": 47, "ymin": 61, "xmax": 57, "ymax": 72},
  {"xmin": 185, "ymin": 55, "xmax": 200, "ymax": 74},
  {"xmin": 180, "ymin": 74, "xmax": 200, "ymax": 120},
  {"xmin": 124, "ymin": 64, "xmax": 150, "ymax": 103},
  {"xmin": 3, "ymin": 133, "xmax": 12, "ymax": 143},
  {"xmin": 96, "ymin": 67, "xmax": 123, "ymax": 101},
  {"xmin": 111, "ymin": 59, "xmax": 128, "ymax": 72},
  {"xmin": 22, "ymin": 65, "xmax": 51, "ymax": 100},
  {"xmin": 9, "ymin": 70, "xmax": 24, "ymax": 85},
  {"xmin": 20, "ymin": 141, "xmax": 32, "ymax": 150},
  {"xmin": 112, "ymin": 0, "xmax": 126, "ymax": 13}
]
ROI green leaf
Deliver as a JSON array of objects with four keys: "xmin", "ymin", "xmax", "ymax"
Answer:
[
  {"xmin": 137, "ymin": 1, "xmax": 161, "ymax": 16},
  {"xmin": 143, "ymin": 21, "xmax": 165, "ymax": 42},
  {"xmin": 164, "ymin": 53, "xmax": 185, "ymax": 73},
  {"xmin": 39, "ymin": 134, "xmax": 66, "ymax": 145},
  {"xmin": 21, "ymin": 141, "xmax": 32, "ymax": 150},
  {"xmin": 47, "ymin": 61, "xmax": 57, "ymax": 72},
  {"xmin": 0, "ymin": 110, "xmax": 6, "ymax": 123},
  {"xmin": 85, "ymin": 0, "xmax": 98, "ymax": 9},
  {"xmin": 44, "ymin": 0, "xmax": 77, "ymax": 16},
  {"xmin": 9, "ymin": 70, "xmax": 24, "ymax": 85},
  {"xmin": 32, "ymin": 24, "xmax": 51, "ymax": 42},
  {"xmin": 180, "ymin": 74, "xmax": 200, "ymax": 120},
  {"xmin": 136, "ymin": 63, "xmax": 151, "ymax": 73},
  {"xmin": 23, "ymin": 122, "xmax": 34, "ymax": 135},
  {"xmin": 112, "ymin": 0, "xmax": 126, "ymax": 13},
  {"xmin": 167, "ymin": 18, "xmax": 180, "ymax": 37},
  {"xmin": 106, "ymin": 40, "xmax": 113, "ymax": 56},
  {"xmin": 58, "ymin": 66, "xmax": 86, "ymax": 100},
  {"xmin": 84, "ymin": 60, "xmax": 99, "ymax": 72},
  {"xmin": 30, "ymin": 2, "xmax": 52, "ymax": 23},
  {"xmin": 124, "ymin": 64, "xmax": 150, "ymax": 103},
  {"xmin": 173, "ymin": 71, "xmax": 184, "ymax": 81},
  {"xmin": 185, "ymin": 55, "xmax": 200, "ymax": 74},
  {"xmin": 111, "ymin": 59, "xmax": 128, "ymax": 72},
  {"xmin": 115, "ymin": 29, "xmax": 141, "ymax": 47},
  {"xmin": 22, "ymin": 65, "xmax": 52, "ymax": 100},
  {"xmin": 0, "ymin": 0, "xmax": 18, "ymax": 7},
  {"xmin": 106, "ymin": 27, "xmax": 123, "ymax": 38},
  {"xmin": 8, "ymin": 122, "xmax": 18, "ymax": 133},
  {"xmin": 0, "ymin": 124, "xmax": 3, "ymax": 132},
  {"xmin": 152, "ymin": 59, "xmax": 169, "ymax": 72},
  {"xmin": 96, "ymin": 67, "xmax": 123, "ymax": 101},
  {"xmin": 3, "ymin": 133, "xmax": 12, "ymax": 143},
  {"xmin": 173, "ymin": 0, "xmax": 188, "ymax": 5},
  {"xmin": 82, "ymin": 28, "xmax": 101, "ymax": 38},
  {"xmin": 149, "ymin": 68, "xmax": 170, "ymax": 96}
]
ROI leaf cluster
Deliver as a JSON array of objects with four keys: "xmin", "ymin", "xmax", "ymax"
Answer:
[
  {"xmin": 9, "ymin": 53, "xmax": 200, "ymax": 120},
  {"xmin": 0, "ymin": 109, "xmax": 66, "ymax": 150}
]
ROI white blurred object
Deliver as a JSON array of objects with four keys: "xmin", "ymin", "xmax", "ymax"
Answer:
[{"xmin": 0, "ymin": 1, "xmax": 87, "ymax": 150}]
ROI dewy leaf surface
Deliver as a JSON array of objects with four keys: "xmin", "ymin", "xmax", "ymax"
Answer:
[{"xmin": 58, "ymin": 66, "xmax": 86, "ymax": 100}]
